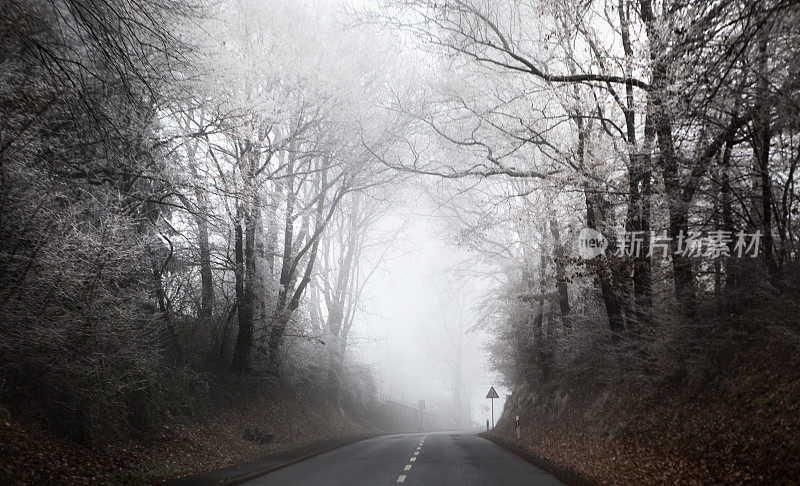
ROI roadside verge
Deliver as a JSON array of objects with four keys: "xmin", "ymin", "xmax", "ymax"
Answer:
[
  {"xmin": 163, "ymin": 433, "xmax": 379, "ymax": 486},
  {"xmin": 481, "ymin": 433, "xmax": 599, "ymax": 486}
]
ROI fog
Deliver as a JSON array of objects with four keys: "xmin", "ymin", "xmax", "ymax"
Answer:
[{"xmin": 348, "ymin": 183, "xmax": 504, "ymax": 424}]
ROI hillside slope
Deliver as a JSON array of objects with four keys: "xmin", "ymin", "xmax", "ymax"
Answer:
[
  {"xmin": 492, "ymin": 322, "xmax": 800, "ymax": 484},
  {"xmin": 1, "ymin": 393, "xmax": 374, "ymax": 485}
]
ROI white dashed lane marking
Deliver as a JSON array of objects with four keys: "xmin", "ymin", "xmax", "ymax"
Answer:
[{"xmin": 396, "ymin": 435, "xmax": 426, "ymax": 483}]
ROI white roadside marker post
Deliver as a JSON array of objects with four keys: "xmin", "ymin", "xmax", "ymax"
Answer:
[{"xmin": 515, "ymin": 414, "xmax": 520, "ymax": 440}]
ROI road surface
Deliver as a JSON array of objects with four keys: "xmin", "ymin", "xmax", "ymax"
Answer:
[{"xmin": 242, "ymin": 430, "xmax": 564, "ymax": 486}]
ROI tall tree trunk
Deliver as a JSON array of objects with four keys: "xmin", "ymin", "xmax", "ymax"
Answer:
[
  {"xmin": 270, "ymin": 164, "xmax": 296, "ymax": 374},
  {"xmin": 268, "ymin": 230, "xmax": 323, "ymax": 373},
  {"xmin": 721, "ymin": 129, "xmax": 737, "ymax": 290},
  {"xmin": 534, "ymin": 249, "xmax": 550, "ymax": 382},
  {"xmin": 185, "ymin": 141, "xmax": 214, "ymax": 325},
  {"xmin": 194, "ymin": 184, "xmax": 214, "ymax": 324},
  {"xmin": 585, "ymin": 189, "xmax": 625, "ymax": 332},
  {"xmin": 631, "ymin": 153, "xmax": 653, "ymax": 326},
  {"xmin": 777, "ymin": 155, "xmax": 798, "ymax": 271},
  {"xmin": 575, "ymin": 113, "xmax": 625, "ymax": 332},
  {"xmin": 324, "ymin": 210, "xmax": 358, "ymax": 402},
  {"xmin": 621, "ymin": 0, "xmax": 652, "ymax": 327},
  {"xmin": 184, "ymin": 118, "xmax": 214, "ymax": 325},
  {"xmin": 756, "ymin": 125, "xmax": 776, "ymax": 276},
  {"xmin": 151, "ymin": 250, "xmax": 183, "ymax": 366},
  {"xmin": 231, "ymin": 204, "xmax": 253, "ymax": 373},
  {"xmin": 269, "ymin": 160, "xmax": 329, "ymax": 374},
  {"xmin": 753, "ymin": 35, "xmax": 777, "ymax": 279},
  {"xmin": 231, "ymin": 142, "xmax": 260, "ymax": 374},
  {"xmin": 660, "ymin": 141, "xmax": 697, "ymax": 318},
  {"xmin": 549, "ymin": 216, "xmax": 570, "ymax": 331},
  {"xmin": 325, "ymin": 332, "xmax": 344, "ymax": 403},
  {"xmin": 642, "ymin": 0, "xmax": 697, "ymax": 318}
]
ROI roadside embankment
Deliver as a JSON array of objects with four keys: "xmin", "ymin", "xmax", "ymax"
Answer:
[
  {"xmin": 490, "ymin": 326, "xmax": 800, "ymax": 485},
  {"xmin": 1, "ymin": 392, "xmax": 375, "ymax": 485}
]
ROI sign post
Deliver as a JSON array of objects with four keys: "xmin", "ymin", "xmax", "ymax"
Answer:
[
  {"xmin": 486, "ymin": 386, "xmax": 499, "ymax": 430},
  {"xmin": 515, "ymin": 414, "xmax": 520, "ymax": 439},
  {"xmin": 479, "ymin": 404, "xmax": 490, "ymax": 431}
]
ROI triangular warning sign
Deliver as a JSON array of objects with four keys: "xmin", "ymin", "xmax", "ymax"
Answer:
[{"xmin": 486, "ymin": 386, "xmax": 499, "ymax": 399}]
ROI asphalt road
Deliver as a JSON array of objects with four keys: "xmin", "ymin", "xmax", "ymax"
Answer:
[{"xmin": 242, "ymin": 430, "xmax": 565, "ymax": 486}]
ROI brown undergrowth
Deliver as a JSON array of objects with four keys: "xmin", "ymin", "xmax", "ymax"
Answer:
[
  {"xmin": 492, "ymin": 311, "xmax": 800, "ymax": 485},
  {"xmin": 0, "ymin": 392, "xmax": 374, "ymax": 485}
]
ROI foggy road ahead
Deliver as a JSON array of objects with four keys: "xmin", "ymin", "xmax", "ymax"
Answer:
[{"xmin": 242, "ymin": 430, "xmax": 564, "ymax": 486}]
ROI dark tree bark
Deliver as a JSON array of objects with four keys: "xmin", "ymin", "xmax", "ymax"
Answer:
[
  {"xmin": 196, "ymin": 200, "xmax": 214, "ymax": 323},
  {"xmin": 267, "ymin": 156, "xmax": 340, "ymax": 375},
  {"xmin": 230, "ymin": 141, "xmax": 261, "ymax": 374},
  {"xmin": 620, "ymin": 0, "xmax": 652, "ymax": 327},
  {"xmin": 534, "ymin": 249, "xmax": 550, "ymax": 382},
  {"xmin": 188, "ymin": 159, "xmax": 215, "ymax": 324},
  {"xmin": 151, "ymin": 248, "xmax": 183, "ymax": 366},
  {"xmin": 721, "ymin": 133, "xmax": 737, "ymax": 290},
  {"xmin": 230, "ymin": 204, "xmax": 253, "ymax": 373},
  {"xmin": 549, "ymin": 216, "xmax": 570, "ymax": 331},
  {"xmin": 641, "ymin": 0, "xmax": 697, "ymax": 318},
  {"xmin": 323, "ymin": 201, "xmax": 359, "ymax": 403},
  {"xmin": 575, "ymin": 113, "xmax": 625, "ymax": 332},
  {"xmin": 752, "ymin": 35, "xmax": 778, "ymax": 279}
]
